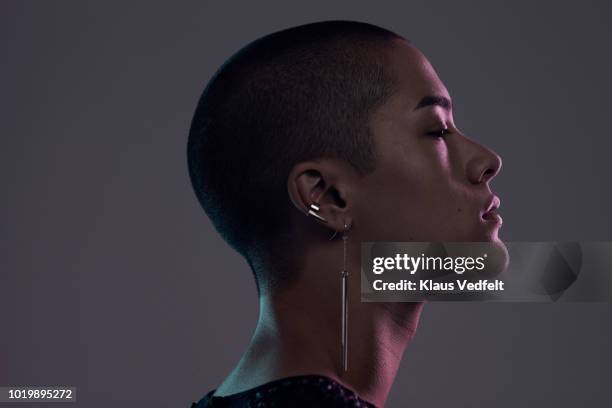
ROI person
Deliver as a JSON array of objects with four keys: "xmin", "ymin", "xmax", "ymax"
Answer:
[{"xmin": 187, "ymin": 20, "xmax": 505, "ymax": 408}]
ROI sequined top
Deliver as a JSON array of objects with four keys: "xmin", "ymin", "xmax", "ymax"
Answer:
[{"xmin": 190, "ymin": 374, "xmax": 378, "ymax": 408}]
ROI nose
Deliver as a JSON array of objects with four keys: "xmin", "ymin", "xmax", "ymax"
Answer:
[{"xmin": 465, "ymin": 138, "xmax": 502, "ymax": 185}]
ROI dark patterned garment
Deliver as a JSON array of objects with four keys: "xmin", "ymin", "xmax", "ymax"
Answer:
[{"xmin": 190, "ymin": 374, "xmax": 377, "ymax": 408}]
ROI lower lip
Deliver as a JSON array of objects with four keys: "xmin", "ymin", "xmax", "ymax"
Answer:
[{"xmin": 482, "ymin": 211, "xmax": 503, "ymax": 226}]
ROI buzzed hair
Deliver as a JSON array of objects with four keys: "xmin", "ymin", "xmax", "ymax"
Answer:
[{"xmin": 187, "ymin": 20, "xmax": 403, "ymax": 288}]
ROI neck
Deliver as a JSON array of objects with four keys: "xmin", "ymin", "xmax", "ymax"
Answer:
[{"xmin": 216, "ymin": 247, "xmax": 423, "ymax": 407}]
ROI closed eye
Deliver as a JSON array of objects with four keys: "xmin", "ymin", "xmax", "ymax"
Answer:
[{"xmin": 426, "ymin": 128, "xmax": 451, "ymax": 138}]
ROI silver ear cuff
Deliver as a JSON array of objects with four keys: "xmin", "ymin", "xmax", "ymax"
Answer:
[{"xmin": 307, "ymin": 203, "xmax": 328, "ymax": 223}]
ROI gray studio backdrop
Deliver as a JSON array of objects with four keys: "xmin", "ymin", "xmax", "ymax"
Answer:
[{"xmin": 2, "ymin": 1, "xmax": 611, "ymax": 407}]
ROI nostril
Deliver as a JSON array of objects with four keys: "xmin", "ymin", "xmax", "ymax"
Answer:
[{"xmin": 481, "ymin": 168, "xmax": 495, "ymax": 182}]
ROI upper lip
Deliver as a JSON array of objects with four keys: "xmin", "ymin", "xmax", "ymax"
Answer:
[{"xmin": 482, "ymin": 195, "xmax": 501, "ymax": 216}]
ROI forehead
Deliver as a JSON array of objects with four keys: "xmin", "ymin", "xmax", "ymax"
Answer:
[{"xmin": 384, "ymin": 39, "xmax": 450, "ymax": 111}]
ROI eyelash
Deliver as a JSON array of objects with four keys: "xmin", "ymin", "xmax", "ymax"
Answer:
[{"xmin": 426, "ymin": 128, "xmax": 451, "ymax": 139}]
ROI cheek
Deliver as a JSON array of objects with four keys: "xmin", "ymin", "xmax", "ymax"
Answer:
[
  {"xmin": 356, "ymin": 158, "xmax": 475, "ymax": 241},
  {"xmin": 356, "ymin": 164, "xmax": 450, "ymax": 238}
]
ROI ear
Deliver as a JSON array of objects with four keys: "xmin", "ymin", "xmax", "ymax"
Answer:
[{"xmin": 287, "ymin": 159, "xmax": 354, "ymax": 232}]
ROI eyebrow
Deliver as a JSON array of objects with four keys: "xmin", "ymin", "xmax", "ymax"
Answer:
[{"xmin": 413, "ymin": 95, "xmax": 452, "ymax": 111}]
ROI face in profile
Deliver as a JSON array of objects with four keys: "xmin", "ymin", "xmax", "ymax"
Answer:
[{"xmin": 352, "ymin": 39, "xmax": 504, "ymax": 248}]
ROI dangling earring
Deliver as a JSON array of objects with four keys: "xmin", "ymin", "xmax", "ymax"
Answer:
[
  {"xmin": 306, "ymin": 205, "xmax": 351, "ymax": 372},
  {"xmin": 340, "ymin": 222, "xmax": 351, "ymax": 373}
]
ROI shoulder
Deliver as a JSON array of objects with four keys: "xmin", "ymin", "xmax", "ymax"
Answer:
[
  {"xmin": 190, "ymin": 389, "xmax": 215, "ymax": 408},
  {"xmin": 190, "ymin": 375, "xmax": 376, "ymax": 408}
]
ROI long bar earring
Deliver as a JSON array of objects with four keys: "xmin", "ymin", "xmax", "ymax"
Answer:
[{"xmin": 340, "ymin": 222, "xmax": 350, "ymax": 373}]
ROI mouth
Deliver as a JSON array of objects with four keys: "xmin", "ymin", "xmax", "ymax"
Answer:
[{"xmin": 481, "ymin": 195, "xmax": 502, "ymax": 226}]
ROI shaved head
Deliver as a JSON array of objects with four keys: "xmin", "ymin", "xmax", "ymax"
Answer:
[{"xmin": 187, "ymin": 21, "xmax": 404, "ymax": 287}]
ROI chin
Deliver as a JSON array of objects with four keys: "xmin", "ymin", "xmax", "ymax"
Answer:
[
  {"xmin": 462, "ymin": 229, "xmax": 509, "ymax": 278},
  {"xmin": 485, "ymin": 236, "xmax": 509, "ymax": 278}
]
